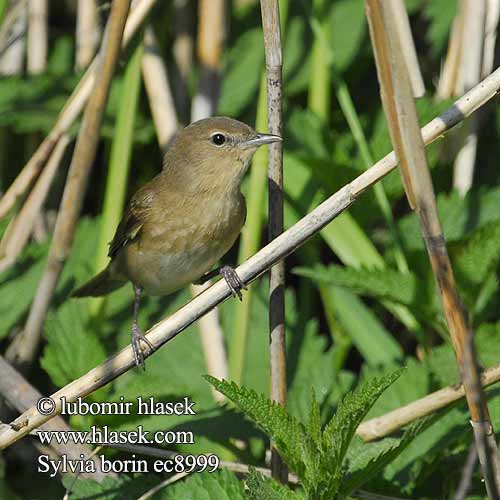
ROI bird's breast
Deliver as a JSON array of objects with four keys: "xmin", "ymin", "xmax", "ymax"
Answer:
[{"xmin": 123, "ymin": 191, "xmax": 246, "ymax": 295}]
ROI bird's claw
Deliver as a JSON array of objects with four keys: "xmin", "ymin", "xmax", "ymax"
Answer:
[
  {"xmin": 219, "ymin": 265, "xmax": 247, "ymax": 301},
  {"xmin": 131, "ymin": 322, "xmax": 155, "ymax": 370}
]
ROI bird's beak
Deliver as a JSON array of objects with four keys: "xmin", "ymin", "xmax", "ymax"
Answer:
[{"xmin": 242, "ymin": 133, "xmax": 282, "ymax": 148}]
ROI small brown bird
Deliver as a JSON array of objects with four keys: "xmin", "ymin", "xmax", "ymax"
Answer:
[{"xmin": 72, "ymin": 117, "xmax": 281, "ymax": 368}]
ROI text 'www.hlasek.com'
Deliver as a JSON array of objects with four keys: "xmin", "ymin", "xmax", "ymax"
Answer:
[{"xmin": 34, "ymin": 395, "xmax": 220, "ymax": 477}]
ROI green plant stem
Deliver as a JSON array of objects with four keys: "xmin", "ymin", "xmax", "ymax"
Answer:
[{"xmin": 90, "ymin": 41, "xmax": 144, "ymax": 319}]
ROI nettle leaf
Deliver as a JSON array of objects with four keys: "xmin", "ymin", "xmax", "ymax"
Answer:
[
  {"xmin": 160, "ymin": 469, "xmax": 246, "ymax": 500},
  {"xmin": 398, "ymin": 187, "xmax": 500, "ymax": 251},
  {"xmin": 294, "ymin": 264, "xmax": 421, "ymax": 307},
  {"xmin": 61, "ymin": 475, "xmax": 158, "ymax": 500},
  {"xmin": 451, "ymin": 219, "xmax": 500, "ymax": 288},
  {"xmin": 205, "ymin": 376, "xmax": 309, "ymax": 479},
  {"xmin": 218, "ymin": 27, "xmax": 264, "ymax": 116},
  {"xmin": 246, "ymin": 468, "xmax": 305, "ymax": 500},
  {"xmin": 341, "ymin": 419, "xmax": 428, "ymax": 495},
  {"xmin": 0, "ymin": 242, "xmax": 47, "ymax": 338},
  {"xmin": 322, "ymin": 370, "xmax": 404, "ymax": 479},
  {"xmin": 41, "ymin": 300, "xmax": 106, "ymax": 394}
]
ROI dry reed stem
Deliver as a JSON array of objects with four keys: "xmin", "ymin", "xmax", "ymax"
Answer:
[
  {"xmin": 452, "ymin": 0, "xmax": 487, "ymax": 196},
  {"xmin": 437, "ymin": 3, "xmax": 465, "ymax": 100},
  {"xmin": 388, "ymin": 0, "xmax": 425, "ymax": 97},
  {"xmin": 76, "ymin": 0, "xmax": 100, "ymax": 70},
  {"xmin": 6, "ymin": 0, "xmax": 132, "ymax": 371},
  {"xmin": 0, "ymin": 355, "xmax": 109, "ymax": 480},
  {"xmin": 357, "ymin": 363, "xmax": 500, "ymax": 441},
  {"xmin": 191, "ymin": 0, "xmax": 225, "ymax": 120},
  {"xmin": 142, "ymin": 25, "xmax": 178, "ymax": 153},
  {"xmin": 1, "ymin": 64, "xmax": 500, "ymax": 449},
  {"xmin": 0, "ymin": 0, "xmax": 26, "ymax": 75},
  {"xmin": 365, "ymin": 1, "xmax": 500, "ymax": 495},
  {"xmin": 0, "ymin": 0, "xmax": 158, "ymax": 220},
  {"xmin": 26, "ymin": 0, "xmax": 47, "ymax": 74},
  {"xmin": 483, "ymin": 0, "xmax": 500, "ymax": 77},
  {"xmin": 260, "ymin": 0, "xmax": 287, "ymax": 483},
  {"xmin": 0, "ymin": 135, "xmax": 70, "ymax": 273},
  {"xmin": 172, "ymin": 0, "xmax": 193, "ymax": 119}
]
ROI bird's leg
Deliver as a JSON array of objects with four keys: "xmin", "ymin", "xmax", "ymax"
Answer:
[
  {"xmin": 196, "ymin": 265, "xmax": 247, "ymax": 301},
  {"xmin": 131, "ymin": 284, "xmax": 155, "ymax": 369},
  {"xmin": 219, "ymin": 265, "xmax": 247, "ymax": 301}
]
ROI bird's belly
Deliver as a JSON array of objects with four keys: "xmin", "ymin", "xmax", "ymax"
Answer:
[
  {"xmin": 137, "ymin": 245, "xmax": 222, "ymax": 295},
  {"xmin": 123, "ymin": 221, "xmax": 242, "ymax": 295}
]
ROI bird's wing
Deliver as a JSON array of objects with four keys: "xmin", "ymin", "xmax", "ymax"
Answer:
[{"xmin": 108, "ymin": 186, "xmax": 155, "ymax": 259}]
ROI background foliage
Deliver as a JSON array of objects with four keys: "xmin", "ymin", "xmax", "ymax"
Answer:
[{"xmin": 2, "ymin": 0, "xmax": 500, "ymax": 498}]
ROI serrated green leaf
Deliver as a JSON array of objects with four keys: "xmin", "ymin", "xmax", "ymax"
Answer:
[
  {"xmin": 41, "ymin": 300, "xmax": 106, "ymax": 392},
  {"xmin": 246, "ymin": 468, "xmax": 304, "ymax": 500},
  {"xmin": 294, "ymin": 264, "xmax": 420, "ymax": 306},
  {"xmin": 205, "ymin": 376, "xmax": 309, "ymax": 479},
  {"xmin": 160, "ymin": 469, "xmax": 246, "ymax": 500}
]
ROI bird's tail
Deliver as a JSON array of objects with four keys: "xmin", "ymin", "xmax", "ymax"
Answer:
[{"xmin": 71, "ymin": 266, "xmax": 127, "ymax": 297}]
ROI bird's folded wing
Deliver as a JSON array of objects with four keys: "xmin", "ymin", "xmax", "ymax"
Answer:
[{"xmin": 108, "ymin": 186, "xmax": 155, "ymax": 258}]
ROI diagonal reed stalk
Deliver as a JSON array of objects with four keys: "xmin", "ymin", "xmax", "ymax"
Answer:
[
  {"xmin": 260, "ymin": 0, "xmax": 287, "ymax": 483},
  {"xmin": 365, "ymin": 0, "xmax": 500, "ymax": 496},
  {"xmin": 357, "ymin": 362, "xmax": 500, "ymax": 442},
  {"xmin": 5, "ymin": 0, "xmax": 132, "ymax": 372},
  {"xmin": 1, "ymin": 62, "xmax": 500, "ymax": 448}
]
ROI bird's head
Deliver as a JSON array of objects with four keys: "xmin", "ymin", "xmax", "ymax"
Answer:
[{"xmin": 163, "ymin": 116, "xmax": 282, "ymax": 192}]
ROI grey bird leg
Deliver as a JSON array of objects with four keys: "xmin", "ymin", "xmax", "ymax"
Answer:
[
  {"xmin": 197, "ymin": 265, "xmax": 247, "ymax": 301},
  {"xmin": 131, "ymin": 284, "xmax": 155, "ymax": 369}
]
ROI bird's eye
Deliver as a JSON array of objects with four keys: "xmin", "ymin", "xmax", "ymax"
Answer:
[{"xmin": 211, "ymin": 133, "xmax": 226, "ymax": 146}]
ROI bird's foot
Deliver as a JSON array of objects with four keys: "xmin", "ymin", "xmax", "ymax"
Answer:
[
  {"xmin": 131, "ymin": 322, "xmax": 155, "ymax": 370},
  {"xmin": 220, "ymin": 265, "xmax": 247, "ymax": 301}
]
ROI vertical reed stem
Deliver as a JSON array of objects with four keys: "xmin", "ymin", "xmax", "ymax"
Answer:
[{"xmin": 260, "ymin": 0, "xmax": 287, "ymax": 484}]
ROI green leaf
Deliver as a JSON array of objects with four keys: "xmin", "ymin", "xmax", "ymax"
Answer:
[
  {"xmin": 322, "ymin": 369, "xmax": 404, "ymax": 475},
  {"xmin": 218, "ymin": 28, "xmax": 264, "ymax": 116},
  {"xmin": 205, "ymin": 376, "xmax": 309, "ymax": 479},
  {"xmin": 294, "ymin": 264, "xmax": 420, "ymax": 306},
  {"xmin": 341, "ymin": 419, "xmax": 428, "ymax": 495},
  {"xmin": 328, "ymin": 287, "xmax": 404, "ymax": 366},
  {"xmin": 61, "ymin": 475, "xmax": 157, "ymax": 500},
  {"xmin": 246, "ymin": 468, "xmax": 304, "ymax": 500},
  {"xmin": 328, "ymin": 0, "xmax": 366, "ymax": 72},
  {"xmin": 398, "ymin": 187, "xmax": 500, "ymax": 251},
  {"xmin": 423, "ymin": 0, "xmax": 458, "ymax": 56},
  {"xmin": 160, "ymin": 470, "xmax": 246, "ymax": 500},
  {"xmin": 41, "ymin": 300, "xmax": 106, "ymax": 393}
]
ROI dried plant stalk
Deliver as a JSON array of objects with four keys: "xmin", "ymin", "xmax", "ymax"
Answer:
[
  {"xmin": 0, "ymin": 0, "xmax": 26, "ymax": 75},
  {"xmin": 6, "ymin": 0, "xmax": 132, "ymax": 371},
  {"xmin": 191, "ymin": 0, "xmax": 225, "ymax": 120},
  {"xmin": 357, "ymin": 363, "xmax": 500, "ymax": 441},
  {"xmin": 0, "ymin": 0, "xmax": 158, "ymax": 220},
  {"xmin": 0, "ymin": 135, "xmax": 70, "ymax": 272},
  {"xmin": 0, "ymin": 355, "xmax": 109, "ymax": 480},
  {"xmin": 453, "ymin": 0, "xmax": 487, "ymax": 196},
  {"xmin": 260, "ymin": 0, "xmax": 287, "ymax": 483},
  {"xmin": 76, "ymin": 0, "xmax": 100, "ymax": 70},
  {"xmin": 365, "ymin": 0, "xmax": 500, "ymax": 495},
  {"xmin": 26, "ymin": 0, "xmax": 47, "ymax": 74},
  {"xmin": 142, "ymin": 25, "xmax": 178, "ymax": 153},
  {"xmin": 2, "ymin": 63, "xmax": 500, "ymax": 448},
  {"xmin": 388, "ymin": 0, "xmax": 424, "ymax": 97}
]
